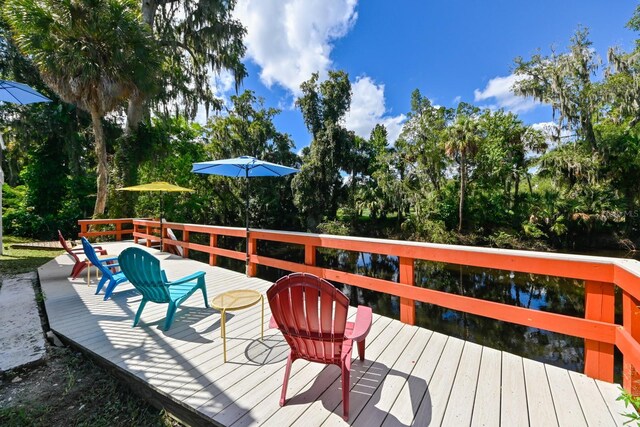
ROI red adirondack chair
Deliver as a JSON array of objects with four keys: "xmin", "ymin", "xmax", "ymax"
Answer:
[
  {"xmin": 58, "ymin": 230, "xmax": 107, "ymax": 279},
  {"xmin": 267, "ymin": 273, "xmax": 373, "ymax": 421}
]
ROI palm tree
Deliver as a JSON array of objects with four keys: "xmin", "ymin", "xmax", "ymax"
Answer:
[
  {"xmin": 445, "ymin": 115, "xmax": 482, "ymax": 232},
  {"xmin": 4, "ymin": 0, "xmax": 159, "ymax": 215}
]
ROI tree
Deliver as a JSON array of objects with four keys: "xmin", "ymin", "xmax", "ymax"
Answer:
[
  {"xmin": 513, "ymin": 27, "xmax": 600, "ymax": 149},
  {"xmin": 5, "ymin": 0, "xmax": 160, "ymax": 215},
  {"xmin": 477, "ymin": 110, "xmax": 546, "ymax": 211},
  {"xmin": 445, "ymin": 113, "xmax": 483, "ymax": 232},
  {"xmin": 127, "ymin": 0, "xmax": 247, "ymax": 134},
  {"xmin": 293, "ymin": 71, "xmax": 355, "ymax": 230},
  {"xmin": 606, "ymin": 5, "xmax": 640, "ymax": 126},
  {"xmin": 399, "ymin": 90, "xmax": 450, "ymax": 193},
  {"xmin": 205, "ymin": 91, "xmax": 299, "ymax": 230},
  {"xmin": 355, "ymin": 125, "xmax": 391, "ymax": 220}
]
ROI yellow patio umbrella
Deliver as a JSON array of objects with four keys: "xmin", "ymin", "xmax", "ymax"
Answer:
[{"xmin": 117, "ymin": 181, "xmax": 194, "ymax": 252}]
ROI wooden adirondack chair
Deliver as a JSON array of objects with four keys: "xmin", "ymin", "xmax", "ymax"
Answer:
[
  {"xmin": 118, "ymin": 247, "xmax": 208, "ymax": 331},
  {"xmin": 267, "ymin": 273, "xmax": 373, "ymax": 421},
  {"xmin": 58, "ymin": 230, "xmax": 107, "ymax": 279},
  {"xmin": 81, "ymin": 237, "xmax": 128, "ymax": 300}
]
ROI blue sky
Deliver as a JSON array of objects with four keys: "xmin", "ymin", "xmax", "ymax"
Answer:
[{"xmin": 210, "ymin": 1, "xmax": 638, "ymax": 151}]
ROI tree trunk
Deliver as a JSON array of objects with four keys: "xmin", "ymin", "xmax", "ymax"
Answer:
[
  {"xmin": 125, "ymin": 0, "xmax": 157, "ymax": 135},
  {"xmin": 125, "ymin": 92, "xmax": 146, "ymax": 136},
  {"xmin": 91, "ymin": 111, "xmax": 108, "ymax": 216},
  {"xmin": 141, "ymin": 0, "xmax": 157, "ymax": 26},
  {"xmin": 513, "ymin": 174, "xmax": 520, "ymax": 210},
  {"xmin": 458, "ymin": 154, "xmax": 466, "ymax": 232}
]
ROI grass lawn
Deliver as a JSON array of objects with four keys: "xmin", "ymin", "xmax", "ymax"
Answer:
[{"xmin": 0, "ymin": 236, "xmax": 64, "ymax": 276}]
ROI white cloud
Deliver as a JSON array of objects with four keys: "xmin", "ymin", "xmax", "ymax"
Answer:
[
  {"xmin": 235, "ymin": 0, "xmax": 358, "ymax": 95},
  {"xmin": 531, "ymin": 121, "xmax": 573, "ymax": 147},
  {"xmin": 344, "ymin": 76, "xmax": 405, "ymax": 144},
  {"xmin": 194, "ymin": 70, "xmax": 236, "ymax": 125},
  {"xmin": 474, "ymin": 74, "xmax": 539, "ymax": 114},
  {"xmin": 452, "ymin": 95, "xmax": 461, "ymax": 104}
]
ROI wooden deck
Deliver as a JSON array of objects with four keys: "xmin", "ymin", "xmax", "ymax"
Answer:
[{"xmin": 39, "ymin": 241, "xmax": 631, "ymax": 426}]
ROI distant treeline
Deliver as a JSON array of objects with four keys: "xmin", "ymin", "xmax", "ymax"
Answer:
[{"xmin": 2, "ymin": 2, "xmax": 640, "ymax": 252}]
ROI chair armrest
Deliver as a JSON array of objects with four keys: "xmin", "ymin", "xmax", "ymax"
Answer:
[
  {"xmin": 72, "ymin": 245, "xmax": 103, "ymax": 252},
  {"xmin": 345, "ymin": 305, "xmax": 372, "ymax": 342},
  {"xmin": 100, "ymin": 262, "xmax": 120, "ymax": 269},
  {"xmin": 166, "ymin": 271, "xmax": 206, "ymax": 286},
  {"xmin": 97, "ymin": 256, "xmax": 119, "ymax": 264}
]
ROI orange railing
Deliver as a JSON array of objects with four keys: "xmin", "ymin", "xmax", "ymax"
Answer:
[
  {"xmin": 78, "ymin": 218, "xmax": 147, "ymax": 240},
  {"xmin": 79, "ymin": 218, "xmax": 640, "ymax": 394}
]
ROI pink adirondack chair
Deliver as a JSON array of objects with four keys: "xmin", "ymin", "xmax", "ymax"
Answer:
[
  {"xmin": 267, "ymin": 273, "xmax": 373, "ymax": 421},
  {"xmin": 58, "ymin": 230, "xmax": 107, "ymax": 279}
]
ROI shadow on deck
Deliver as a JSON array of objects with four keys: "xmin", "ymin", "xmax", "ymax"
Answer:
[{"xmin": 38, "ymin": 241, "xmax": 630, "ymax": 426}]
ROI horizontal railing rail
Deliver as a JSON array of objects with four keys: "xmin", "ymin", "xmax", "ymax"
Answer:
[
  {"xmin": 78, "ymin": 218, "xmax": 640, "ymax": 395},
  {"xmin": 78, "ymin": 218, "xmax": 145, "ymax": 240}
]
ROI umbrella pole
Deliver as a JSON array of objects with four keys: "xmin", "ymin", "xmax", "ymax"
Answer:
[{"xmin": 245, "ymin": 169, "xmax": 250, "ymax": 276}]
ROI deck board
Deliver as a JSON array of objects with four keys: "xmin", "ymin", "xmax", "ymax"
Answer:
[
  {"xmin": 38, "ymin": 241, "xmax": 629, "ymax": 426},
  {"xmin": 471, "ymin": 346, "xmax": 502, "ymax": 427},
  {"xmin": 441, "ymin": 341, "xmax": 483, "ymax": 426}
]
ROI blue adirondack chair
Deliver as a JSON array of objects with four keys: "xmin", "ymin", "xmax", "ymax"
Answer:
[
  {"xmin": 118, "ymin": 247, "xmax": 209, "ymax": 330},
  {"xmin": 81, "ymin": 237, "xmax": 129, "ymax": 300}
]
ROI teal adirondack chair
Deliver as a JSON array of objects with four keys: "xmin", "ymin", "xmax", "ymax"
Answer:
[
  {"xmin": 118, "ymin": 247, "xmax": 209, "ymax": 330},
  {"xmin": 82, "ymin": 237, "xmax": 129, "ymax": 300}
]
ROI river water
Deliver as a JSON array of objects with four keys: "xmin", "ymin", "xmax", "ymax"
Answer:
[{"xmin": 191, "ymin": 234, "xmax": 632, "ymax": 383}]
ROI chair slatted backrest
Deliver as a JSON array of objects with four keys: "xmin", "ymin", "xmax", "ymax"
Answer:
[
  {"xmin": 118, "ymin": 247, "xmax": 170, "ymax": 303},
  {"xmin": 81, "ymin": 237, "xmax": 111, "ymax": 276},
  {"xmin": 267, "ymin": 273, "xmax": 349, "ymax": 365},
  {"xmin": 59, "ymin": 230, "xmax": 80, "ymax": 263}
]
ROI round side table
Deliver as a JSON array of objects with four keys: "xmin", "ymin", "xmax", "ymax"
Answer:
[{"xmin": 211, "ymin": 289, "xmax": 264, "ymax": 362}]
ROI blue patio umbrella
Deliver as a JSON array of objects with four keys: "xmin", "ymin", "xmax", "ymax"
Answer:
[
  {"xmin": 191, "ymin": 156, "xmax": 299, "ymax": 272},
  {"xmin": 0, "ymin": 80, "xmax": 50, "ymax": 255},
  {"xmin": 0, "ymin": 80, "xmax": 51, "ymax": 105}
]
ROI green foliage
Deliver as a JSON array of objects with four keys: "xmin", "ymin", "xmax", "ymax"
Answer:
[
  {"xmin": 617, "ymin": 387, "xmax": 640, "ymax": 425},
  {"xmin": 293, "ymin": 71, "xmax": 355, "ymax": 230},
  {"xmin": 4, "ymin": 0, "xmax": 161, "ymax": 215},
  {"xmin": 145, "ymin": 0, "xmax": 247, "ymax": 119},
  {"xmin": 126, "ymin": 116, "xmax": 209, "ymax": 224},
  {"xmin": 203, "ymin": 91, "xmax": 299, "ymax": 230},
  {"xmin": 4, "ymin": 0, "xmax": 160, "ymax": 115},
  {"xmin": 7, "ymin": 4, "xmax": 640, "ymax": 256},
  {"xmin": 317, "ymin": 219, "xmax": 351, "ymax": 236}
]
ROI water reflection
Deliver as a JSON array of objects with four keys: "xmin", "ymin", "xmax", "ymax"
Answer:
[{"xmin": 414, "ymin": 262, "xmax": 586, "ymax": 373}]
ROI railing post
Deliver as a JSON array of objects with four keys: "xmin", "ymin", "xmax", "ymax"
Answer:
[
  {"xmin": 209, "ymin": 233, "xmax": 217, "ymax": 266},
  {"xmin": 399, "ymin": 256, "xmax": 415, "ymax": 325},
  {"xmin": 115, "ymin": 222, "xmax": 122, "ymax": 241},
  {"xmin": 247, "ymin": 235, "xmax": 257, "ymax": 277},
  {"xmin": 133, "ymin": 222, "xmax": 139, "ymax": 244},
  {"xmin": 305, "ymin": 244, "xmax": 316, "ymax": 266},
  {"xmin": 623, "ymin": 290, "xmax": 640, "ymax": 395},
  {"xmin": 145, "ymin": 222, "xmax": 152, "ymax": 247},
  {"xmin": 183, "ymin": 230, "xmax": 190, "ymax": 258},
  {"xmin": 80, "ymin": 221, "xmax": 87, "ymax": 238},
  {"xmin": 584, "ymin": 280, "xmax": 615, "ymax": 382}
]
